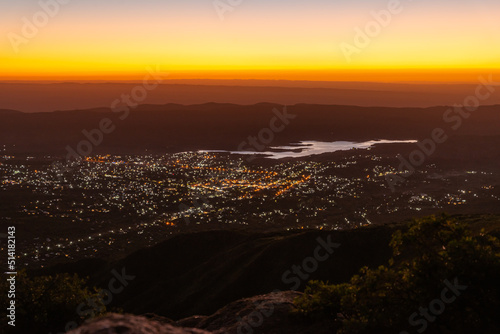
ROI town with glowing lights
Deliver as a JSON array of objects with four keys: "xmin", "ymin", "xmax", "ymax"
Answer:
[{"xmin": 1, "ymin": 149, "xmax": 498, "ymax": 268}]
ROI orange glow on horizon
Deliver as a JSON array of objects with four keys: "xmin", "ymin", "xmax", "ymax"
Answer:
[
  {"xmin": 1, "ymin": 1, "xmax": 499, "ymax": 84},
  {"xmin": 2, "ymin": 68, "xmax": 500, "ymax": 84}
]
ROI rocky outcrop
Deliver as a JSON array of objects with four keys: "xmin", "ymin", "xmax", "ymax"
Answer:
[
  {"xmin": 69, "ymin": 291, "xmax": 337, "ymax": 334},
  {"xmin": 67, "ymin": 313, "xmax": 211, "ymax": 334},
  {"xmin": 178, "ymin": 291, "xmax": 304, "ymax": 334}
]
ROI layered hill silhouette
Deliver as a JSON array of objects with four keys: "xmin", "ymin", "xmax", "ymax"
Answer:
[
  {"xmin": 1, "ymin": 103, "xmax": 500, "ymax": 157},
  {"xmin": 2, "ymin": 81, "xmax": 500, "ymax": 113}
]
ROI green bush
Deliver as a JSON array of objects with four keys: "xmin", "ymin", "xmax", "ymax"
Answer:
[
  {"xmin": 0, "ymin": 270, "xmax": 106, "ymax": 334},
  {"xmin": 295, "ymin": 214, "xmax": 500, "ymax": 333}
]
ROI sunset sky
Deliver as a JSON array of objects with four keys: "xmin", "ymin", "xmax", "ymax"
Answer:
[{"xmin": 1, "ymin": 0, "xmax": 499, "ymax": 82}]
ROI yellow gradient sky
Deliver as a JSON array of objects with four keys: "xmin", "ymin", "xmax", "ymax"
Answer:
[{"xmin": 1, "ymin": 0, "xmax": 499, "ymax": 82}]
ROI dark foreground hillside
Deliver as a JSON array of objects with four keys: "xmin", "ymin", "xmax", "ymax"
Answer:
[
  {"xmin": 35, "ymin": 222, "xmax": 401, "ymax": 319},
  {"xmin": 3, "ymin": 214, "xmax": 499, "ymax": 333}
]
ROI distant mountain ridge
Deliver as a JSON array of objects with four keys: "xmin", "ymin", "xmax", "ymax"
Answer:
[
  {"xmin": 1, "ymin": 103, "xmax": 499, "ymax": 156},
  {"xmin": 0, "ymin": 109, "xmax": 22, "ymax": 114},
  {"xmin": 1, "ymin": 81, "xmax": 499, "ymax": 113}
]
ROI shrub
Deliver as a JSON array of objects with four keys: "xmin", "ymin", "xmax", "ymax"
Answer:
[
  {"xmin": 0, "ymin": 270, "xmax": 106, "ymax": 334},
  {"xmin": 295, "ymin": 214, "xmax": 500, "ymax": 333}
]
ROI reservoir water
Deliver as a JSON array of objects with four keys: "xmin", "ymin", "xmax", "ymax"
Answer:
[{"xmin": 201, "ymin": 139, "xmax": 417, "ymax": 159}]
